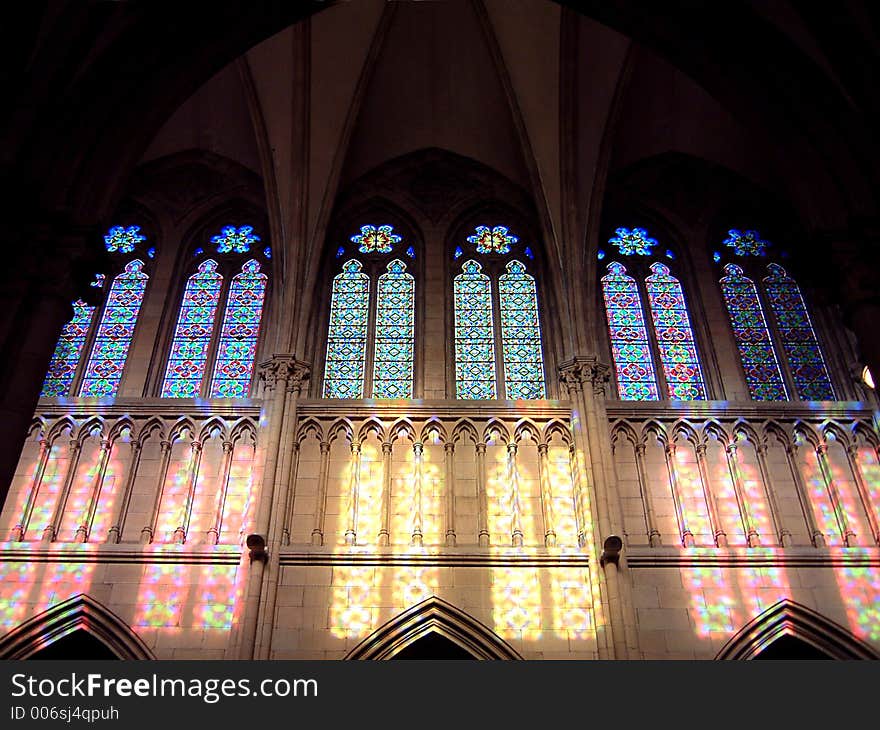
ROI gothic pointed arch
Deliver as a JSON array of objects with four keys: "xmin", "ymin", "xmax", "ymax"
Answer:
[
  {"xmin": 344, "ymin": 596, "xmax": 523, "ymax": 660},
  {"xmin": 0, "ymin": 594, "xmax": 154, "ymax": 660},
  {"xmin": 716, "ymin": 599, "xmax": 879, "ymax": 660}
]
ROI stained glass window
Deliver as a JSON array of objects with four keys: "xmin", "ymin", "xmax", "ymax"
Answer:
[
  {"xmin": 601, "ymin": 262, "xmax": 658, "ymax": 400},
  {"xmin": 209, "ymin": 260, "xmax": 267, "ymax": 398},
  {"xmin": 499, "ymin": 260, "xmax": 545, "ymax": 399},
  {"xmin": 609, "ymin": 227, "xmax": 658, "ymax": 256},
  {"xmin": 467, "ymin": 226, "xmax": 517, "ymax": 254},
  {"xmin": 723, "ymin": 229, "xmax": 769, "ymax": 257},
  {"xmin": 645, "ymin": 262, "xmax": 705, "ymax": 400},
  {"xmin": 763, "ymin": 263, "xmax": 834, "ymax": 400},
  {"xmin": 40, "ymin": 300, "xmax": 96, "ymax": 397},
  {"xmin": 161, "ymin": 259, "xmax": 223, "ymax": 398},
  {"xmin": 351, "ymin": 225, "xmax": 400, "ymax": 254},
  {"xmin": 454, "ymin": 260, "xmax": 497, "ymax": 399},
  {"xmin": 79, "ymin": 259, "xmax": 149, "ymax": 397},
  {"xmin": 323, "ymin": 260, "xmax": 370, "ymax": 398},
  {"xmin": 373, "ymin": 259, "xmax": 414, "ymax": 399},
  {"xmin": 719, "ymin": 264, "xmax": 787, "ymax": 400},
  {"xmin": 211, "ymin": 225, "xmax": 259, "ymax": 254},
  {"xmin": 104, "ymin": 225, "xmax": 146, "ymax": 254}
]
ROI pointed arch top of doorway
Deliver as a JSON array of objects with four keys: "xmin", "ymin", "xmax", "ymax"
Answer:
[
  {"xmin": 716, "ymin": 598, "xmax": 879, "ymax": 660},
  {"xmin": 0, "ymin": 593, "xmax": 155, "ymax": 660},
  {"xmin": 345, "ymin": 596, "xmax": 523, "ymax": 660}
]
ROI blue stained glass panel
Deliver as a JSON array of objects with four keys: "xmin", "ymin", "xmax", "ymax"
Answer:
[
  {"xmin": 161, "ymin": 259, "xmax": 223, "ymax": 398},
  {"xmin": 467, "ymin": 226, "xmax": 517, "ymax": 254},
  {"xmin": 762, "ymin": 263, "xmax": 834, "ymax": 400},
  {"xmin": 323, "ymin": 260, "xmax": 370, "ymax": 398},
  {"xmin": 209, "ymin": 260, "xmax": 267, "ymax": 398},
  {"xmin": 499, "ymin": 260, "xmax": 545, "ymax": 399},
  {"xmin": 41, "ymin": 300, "xmax": 96, "ymax": 397},
  {"xmin": 608, "ymin": 227, "xmax": 657, "ymax": 256},
  {"xmin": 372, "ymin": 259, "xmax": 414, "ymax": 399},
  {"xmin": 211, "ymin": 225, "xmax": 259, "ymax": 254},
  {"xmin": 80, "ymin": 259, "xmax": 149, "ymax": 397},
  {"xmin": 723, "ymin": 229, "xmax": 769, "ymax": 257},
  {"xmin": 454, "ymin": 260, "xmax": 496, "ymax": 399},
  {"xmin": 601, "ymin": 262, "xmax": 658, "ymax": 400},
  {"xmin": 645, "ymin": 262, "xmax": 706, "ymax": 400},
  {"xmin": 719, "ymin": 264, "xmax": 787, "ymax": 400},
  {"xmin": 104, "ymin": 225, "xmax": 146, "ymax": 254}
]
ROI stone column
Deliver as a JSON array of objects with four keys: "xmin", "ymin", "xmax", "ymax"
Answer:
[
  {"xmin": 508, "ymin": 441, "xmax": 523, "ymax": 547},
  {"xmin": 43, "ymin": 438, "xmax": 82, "ymax": 542},
  {"xmin": 378, "ymin": 441, "xmax": 393, "ymax": 546},
  {"xmin": 725, "ymin": 441, "xmax": 760, "ymax": 546},
  {"xmin": 238, "ymin": 355, "xmax": 301, "ymax": 660},
  {"xmin": 411, "ymin": 441, "xmax": 424, "ymax": 547},
  {"xmin": 173, "ymin": 439, "xmax": 202, "ymax": 544},
  {"xmin": 663, "ymin": 441, "xmax": 694, "ymax": 547},
  {"xmin": 537, "ymin": 442, "xmax": 556, "ymax": 547},
  {"xmin": 694, "ymin": 442, "xmax": 727, "ymax": 547},
  {"xmin": 76, "ymin": 438, "xmax": 112, "ymax": 542},
  {"xmin": 107, "ymin": 439, "xmax": 142, "ymax": 543},
  {"xmin": 784, "ymin": 440, "xmax": 825, "ymax": 546},
  {"xmin": 559, "ymin": 357, "xmax": 622, "ymax": 659},
  {"xmin": 207, "ymin": 441, "xmax": 235, "ymax": 545},
  {"xmin": 11, "ymin": 438, "xmax": 50, "ymax": 541},
  {"xmin": 634, "ymin": 442, "xmax": 662, "ymax": 546},
  {"xmin": 476, "ymin": 441, "xmax": 490, "ymax": 547},
  {"xmin": 444, "ymin": 442, "xmax": 456, "ymax": 547},
  {"xmin": 141, "ymin": 439, "xmax": 172, "ymax": 544},
  {"xmin": 816, "ymin": 441, "xmax": 856, "ymax": 545},
  {"xmin": 311, "ymin": 441, "xmax": 331, "ymax": 545},
  {"xmin": 845, "ymin": 442, "xmax": 880, "ymax": 545},
  {"xmin": 254, "ymin": 359, "xmax": 309, "ymax": 660}
]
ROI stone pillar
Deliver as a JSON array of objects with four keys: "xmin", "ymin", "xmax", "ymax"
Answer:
[
  {"xmin": 559, "ymin": 356, "xmax": 634, "ymax": 659},
  {"xmin": 537, "ymin": 442, "xmax": 556, "ymax": 547},
  {"xmin": 379, "ymin": 441, "xmax": 393, "ymax": 546},
  {"xmin": 11, "ymin": 437, "xmax": 50, "ymax": 541},
  {"xmin": 141, "ymin": 439, "xmax": 172, "ymax": 544},
  {"xmin": 76, "ymin": 438, "xmax": 112, "ymax": 542},
  {"xmin": 207, "ymin": 441, "xmax": 235, "ymax": 545},
  {"xmin": 254, "ymin": 359, "xmax": 309, "ymax": 660},
  {"xmin": 476, "ymin": 441, "xmax": 490, "ymax": 547},
  {"xmin": 444, "ymin": 442, "xmax": 456, "ymax": 547},
  {"xmin": 107, "ymin": 439, "xmax": 142, "ymax": 543},
  {"xmin": 238, "ymin": 355, "xmax": 303, "ymax": 660},
  {"xmin": 43, "ymin": 438, "xmax": 82, "ymax": 542}
]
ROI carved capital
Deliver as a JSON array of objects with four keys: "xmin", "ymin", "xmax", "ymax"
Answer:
[
  {"xmin": 257, "ymin": 355, "xmax": 311, "ymax": 391},
  {"xmin": 558, "ymin": 355, "xmax": 612, "ymax": 396}
]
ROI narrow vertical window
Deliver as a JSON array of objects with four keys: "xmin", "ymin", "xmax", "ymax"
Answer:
[
  {"xmin": 209, "ymin": 259, "xmax": 268, "ymax": 398},
  {"xmin": 499, "ymin": 260, "xmax": 546, "ymax": 399},
  {"xmin": 719, "ymin": 263, "xmax": 786, "ymax": 400},
  {"xmin": 40, "ymin": 300, "xmax": 97, "ymax": 397},
  {"xmin": 602, "ymin": 262, "xmax": 658, "ymax": 400},
  {"xmin": 454, "ymin": 260, "xmax": 497, "ymax": 399},
  {"xmin": 323, "ymin": 259, "xmax": 370, "ymax": 398},
  {"xmin": 645, "ymin": 262, "xmax": 706, "ymax": 399},
  {"xmin": 79, "ymin": 259, "xmax": 149, "ymax": 397},
  {"xmin": 373, "ymin": 259, "xmax": 414, "ymax": 399},
  {"xmin": 161, "ymin": 259, "xmax": 223, "ymax": 398},
  {"xmin": 763, "ymin": 263, "xmax": 834, "ymax": 400}
]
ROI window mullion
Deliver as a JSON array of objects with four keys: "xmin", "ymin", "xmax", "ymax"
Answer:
[
  {"xmin": 490, "ymin": 265, "xmax": 506, "ymax": 399},
  {"xmin": 755, "ymin": 267, "xmax": 796, "ymax": 400},
  {"xmin": 204, "ymin": 270, "xmax": 233, "ymax": 399},
  {"xmin": 639, "ymin": 274, "xmax": 667, "ymax": 400},
  {"xmin": 363, "ymin": 265, "xmax": 379, "ymax": 398}
]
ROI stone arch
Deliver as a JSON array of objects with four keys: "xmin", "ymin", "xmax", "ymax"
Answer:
[
  {"xmin": 716, "ymin": 599, "xmax": 879, "ymax": 660},
  {"xmin": 345, "ymin": 596, "xmax": 523, "ymax": 660},
  {"xmin": 0, "ymin": 594, "xmax": 154, "ymax": 660}
]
